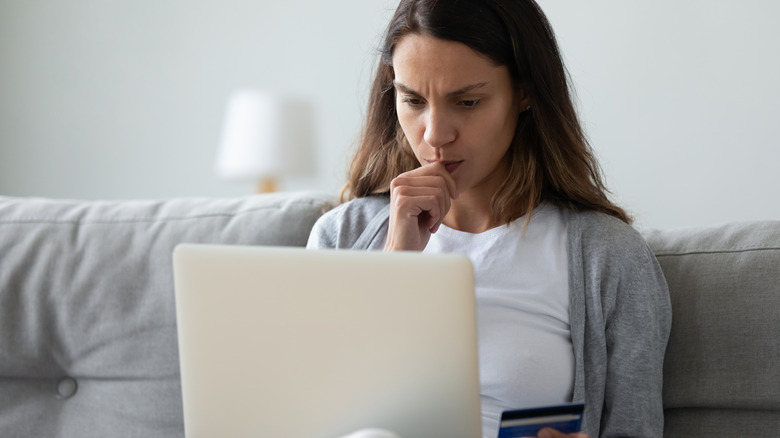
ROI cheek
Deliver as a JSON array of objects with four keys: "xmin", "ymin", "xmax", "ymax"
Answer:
[
  {"xmin": 396, "ymin": 110, "xmax": 423, "ymax": 147},
  {"xmin": 394, "ymin": 110, "xmax": 421, "ymax": 159},
  {"xmin": 486, "ymin": 109, "xmax": 519, "ymax": 151},
  {"xmin": 396, "ymin": 108, "xmax": 416, "ymax": 136}
]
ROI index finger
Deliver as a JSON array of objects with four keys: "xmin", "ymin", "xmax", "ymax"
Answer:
[{"xmin": 423, "ymin": 161, "xmax": 459, "ymax": 200}]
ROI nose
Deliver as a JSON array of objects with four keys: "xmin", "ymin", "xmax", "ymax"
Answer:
[{"xmin": 423, "ymin": 108, "xmax": 456, "ymax": 149}]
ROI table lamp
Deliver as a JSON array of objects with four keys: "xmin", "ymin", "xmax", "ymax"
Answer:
[{"xmin": 215, "ymin": 90, "xmax": 315, "ymax": 193}]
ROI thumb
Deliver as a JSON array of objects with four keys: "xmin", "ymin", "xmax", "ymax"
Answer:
[
  {"xmin": 537, "ymin": 429, "xmax": 554, "ymax": 438},
  {"xmin": 537, "ymin": 428, "xmax": 571, "ymax": 438}
]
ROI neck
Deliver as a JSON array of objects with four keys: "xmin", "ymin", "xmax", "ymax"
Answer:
[
  {"xmin": 443, "ymin": 191, "xmax": 496, "ymax": 234},
  {"xmin": 443, "ymin": 163, "xmax": 510, "ymax": 233}
]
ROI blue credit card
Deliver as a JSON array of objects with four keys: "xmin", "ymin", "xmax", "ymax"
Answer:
[{"xmin": 497, "ymin": 403, "xmax": 584, "ymax": 438}]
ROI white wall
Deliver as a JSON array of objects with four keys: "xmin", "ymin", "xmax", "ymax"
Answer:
[
  {"xmin": 1, "ymin": 1, "xmax": 778, "ymax": 229},
  {"xmin": 0, "ymin": 0, "xmax": 395, "ymax": 199},
  {"xmin": 538, "ymin": 0, "xmax": 780, "ymax": 229}
]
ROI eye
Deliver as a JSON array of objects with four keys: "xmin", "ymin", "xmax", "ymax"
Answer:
[
  {"xmin": 401, "ymin": 96, "xmax": 424, "ymax": 107},
  {"xmin": 458, "ymin": 99, "xmax": 480, "ymax": 109}
]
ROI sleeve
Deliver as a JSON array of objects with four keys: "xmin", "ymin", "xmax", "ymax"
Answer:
[
  {"xmin": 600, "ymin": 239, "xmax": 672, "ymax": 437},
  {"xmin": 305, "ymin": 196, "xmax": 391, "ymax": 250},
  {"xmin": 306, "ymin": 204, "xmax": 352, "ymax": 249},
  {"xmin": 306, "ymin": 206, "xmax": 341, "ymax": 249}
]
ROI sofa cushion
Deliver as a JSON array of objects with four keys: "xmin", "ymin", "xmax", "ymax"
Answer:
[
  {"xmin": 643, "ymin": 221, "xmax": 780, "ymax": 436},
  {"xmin": 0, "ymin": 192, "xmax": 335, "ymax": 438}
]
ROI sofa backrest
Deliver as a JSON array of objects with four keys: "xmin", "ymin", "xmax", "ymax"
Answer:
[
  {"xmin": 644, "ymin": 221, "xmax": 780, "ymax": 437},
  {"xmin": 0, "ymin": 192, "xmax": 335, "ymax": 438},
  {"xmin": 3, "ymin": 192, "xmax": 778, "ymax": 438}
]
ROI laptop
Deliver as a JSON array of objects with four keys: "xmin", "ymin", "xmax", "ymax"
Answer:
[{"xmin": 172, "ymin": 244, "xmax": 481, "ymax": 438}]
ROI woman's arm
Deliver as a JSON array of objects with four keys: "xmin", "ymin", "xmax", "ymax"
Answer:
[
  {"xmin": 600, "ymin": 244, "xmax": 671, "ymax": 437},
  {"xmin": 306, "ymin": 196, "xmax": 392, "ymax": 250},
  {"xmin": 572, "ymin": 212, "xmax": 672, "ymax": 437}
]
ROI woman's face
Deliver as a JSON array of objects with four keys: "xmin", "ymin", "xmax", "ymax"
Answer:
[{"xmin": 392, "ymin": 34, "xmax": 526, "ymax": 198}]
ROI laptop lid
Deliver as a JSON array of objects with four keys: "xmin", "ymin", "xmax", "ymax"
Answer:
[{"xmin": 173, "ymin": 244, "xmax": 481, "ymax": 438}]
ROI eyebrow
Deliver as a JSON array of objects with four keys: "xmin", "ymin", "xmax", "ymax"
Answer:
[{"xmin": 393, "ymin": 81, "xmax": 488, "ymax": 97}]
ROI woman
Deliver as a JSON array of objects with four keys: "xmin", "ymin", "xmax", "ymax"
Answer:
[{"xmin": 308, "ymin": 1, "xmax": 672, "ymax": 437}]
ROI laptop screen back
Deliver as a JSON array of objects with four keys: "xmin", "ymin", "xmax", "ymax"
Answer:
[{"xmin": 173, "ymin": 244, "xmax": 481, "ymax": 438}]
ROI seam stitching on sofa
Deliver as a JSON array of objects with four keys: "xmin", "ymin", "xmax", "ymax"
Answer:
[
  {"xmin": 655, "ymin": 247, "xmax": 780, "ymax": 257},
  {"xmin": 0, "ymin": 199, "xmax": 325, "ymax": 225}
]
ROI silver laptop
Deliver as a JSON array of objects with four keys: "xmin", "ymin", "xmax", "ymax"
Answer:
[{"xmin": 172, "ymin": 244, "xmax": 481, "ymax": 438}]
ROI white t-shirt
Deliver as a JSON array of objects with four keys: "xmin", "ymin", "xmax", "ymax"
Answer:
[{"xmin": 423, "ymin": 203, "xmax": 574, "ymax": 438}]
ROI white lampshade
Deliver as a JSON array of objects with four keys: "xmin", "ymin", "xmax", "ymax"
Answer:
[{"xmin": 215, "ymin": 90, "xmax": 315, "ymax": 186}]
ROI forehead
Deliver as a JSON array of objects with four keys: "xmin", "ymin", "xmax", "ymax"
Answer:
[{"xmin": 392, "ymin": 34, "xmax": 510, "ymax": 90}]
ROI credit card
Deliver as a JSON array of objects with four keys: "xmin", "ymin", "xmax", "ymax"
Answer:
[{"xmin": 497, "ymin": 403, "xmax": 584, "ymax": 438}]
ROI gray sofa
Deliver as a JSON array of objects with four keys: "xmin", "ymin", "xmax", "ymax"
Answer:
[{"xmin": 0, "ymin": 192, "xmax": 778, "ymax": 437}]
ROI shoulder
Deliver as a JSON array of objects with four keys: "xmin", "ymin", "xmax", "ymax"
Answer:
[
  {"xmin": 334, "ymin": 194, "xmax": 391, "ymax": 218},
  {"xmin": 567, "ymin": 209, "xmax": 652, "ymax": 264},
  {"xmin": 318, "ymin": 195, "xmax": 390, "ymax": 235},
  {"xmin": 566, "ymin": 208, "xmax": 669, "ymax": 305},
  {"xmin": 567, "ymin": 207, "xmax": 671, "ymax": 319},
  {"xmin": 306, "ymin": 195, "xmax": 390, "ymax": 249}
]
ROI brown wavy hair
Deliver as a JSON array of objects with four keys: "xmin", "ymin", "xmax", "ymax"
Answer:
[{"xmin": 344, "ymin": 0, "xmax": 631, "ymax": 225}]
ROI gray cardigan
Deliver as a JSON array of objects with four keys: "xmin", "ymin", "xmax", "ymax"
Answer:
[{"xmin": 307, "ymin": 195, "xmax": 672, "ymax": 438}]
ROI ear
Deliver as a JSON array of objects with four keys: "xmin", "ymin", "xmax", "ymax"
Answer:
[{"xmin": 515, "ymin": 83, "xmax": 532, "ymax": 111}]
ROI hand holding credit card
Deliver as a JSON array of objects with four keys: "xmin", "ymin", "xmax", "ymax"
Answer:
[{"xmin": 497, "ymin": 403, "xmax": 584, "ymax": 438}]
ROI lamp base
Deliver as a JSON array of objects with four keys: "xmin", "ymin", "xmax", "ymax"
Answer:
[{"xmin": 256, "ymin": 177, "xmax": 278, "ymax": 193}]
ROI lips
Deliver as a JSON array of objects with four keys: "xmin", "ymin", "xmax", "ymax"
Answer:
[
  {"xmin": 443, "ymin": 161, "xmax": 463, "ymax": 174},
  {"xmin": 424, "ymin": 159, "xmax": 463, "ymax": 174}
]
